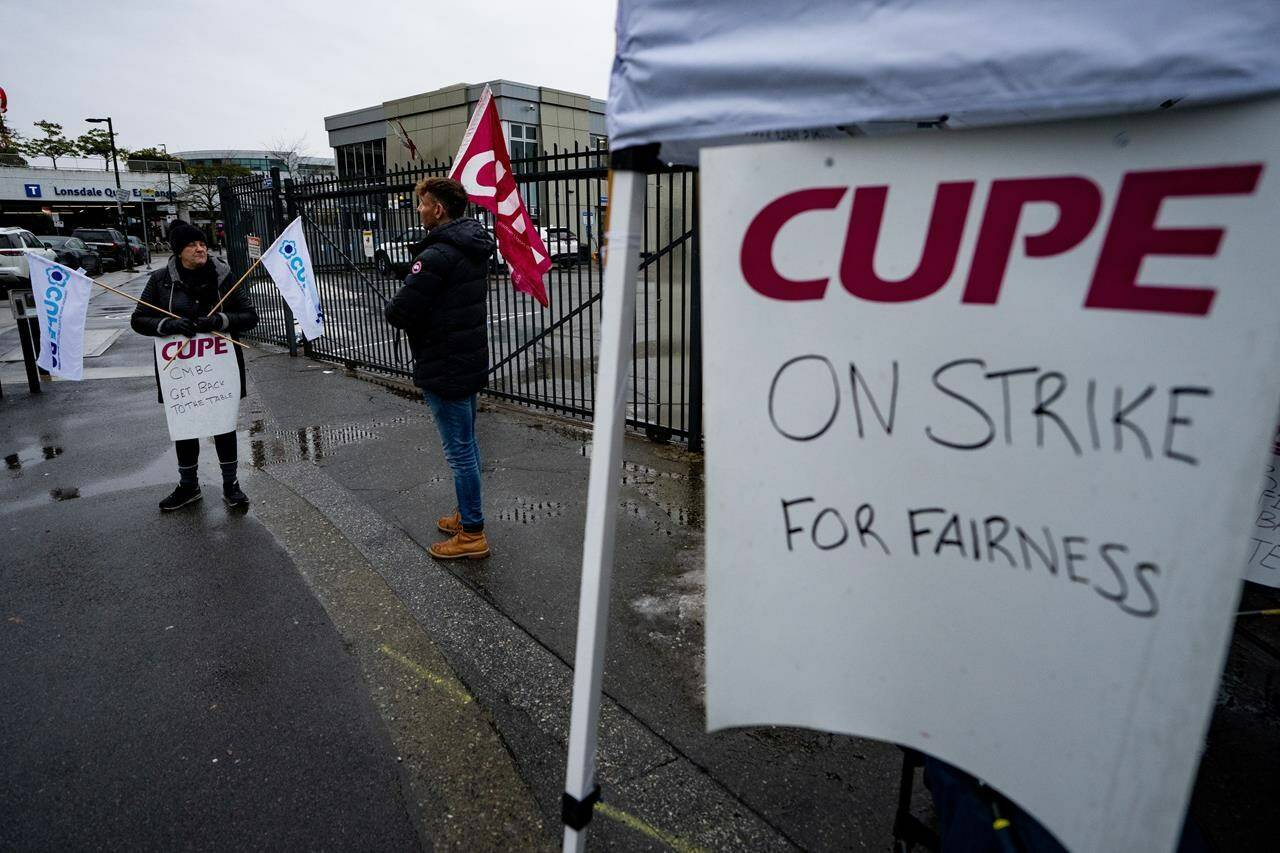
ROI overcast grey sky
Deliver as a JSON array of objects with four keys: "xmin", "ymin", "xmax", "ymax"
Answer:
[{"xmin": 2, "ymin": 0, "xmax": 616, "ymax": 158}]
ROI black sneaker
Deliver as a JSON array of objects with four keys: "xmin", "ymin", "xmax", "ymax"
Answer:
[
  {"xmin": 159, "ymin": 483, "xmax": 202, "ymax": 512},
  {"xmin": 223, "ymin": 482, "xmax": 249, "ymax": 508}
]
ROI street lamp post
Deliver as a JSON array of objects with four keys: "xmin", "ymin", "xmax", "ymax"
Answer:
[
  {"xmin": 160, "ymin": 143, "xmax": 175, "ymax": 241},
  {"xmin": 85, "ymin": 116, "xmax": 134, "ymax": 272}
]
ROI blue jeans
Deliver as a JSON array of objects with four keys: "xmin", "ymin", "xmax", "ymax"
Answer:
[{"xmin": 423, "ymin": 391, "xmax": 483, "ymax": 532}]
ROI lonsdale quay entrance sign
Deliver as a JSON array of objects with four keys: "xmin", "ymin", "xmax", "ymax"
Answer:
[{"xmin": 699, "ymin": 99, "xmax": 1280, "ymax": 852}]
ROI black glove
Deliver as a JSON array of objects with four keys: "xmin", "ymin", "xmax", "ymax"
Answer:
[
  {"xmin": 192, "ymin": 315, "xmax": 218, "ymax": 333},
  {"xmin": 162, "ymin": 317, "xmax": 198, "ymax": 338}
]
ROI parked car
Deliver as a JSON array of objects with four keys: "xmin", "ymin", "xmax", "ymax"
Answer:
[
  {"xmin": 38, "ymin": 236, "xmax": 102, "ymax": 276},
  {"xmin": 538, "ymin": 227, "xmax": 581, "ymax": 266},
  {"xmin": 374, "ymin": 226, "xmax": 427, "ymax": 277},
  {"xmin": 127, "ymin": 236, "xmax": 150, "ymax": 265},
  {"xmin": 0, "ymin": 227, "xmax": 58, "ymax": 296},
  {"xmin": 70, "ymin": 227, "xmax": 129, "ymax": 271}
]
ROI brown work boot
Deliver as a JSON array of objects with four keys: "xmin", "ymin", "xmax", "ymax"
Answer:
[
  {"xmin": 437, "ymin": 510, "xmax": 462, "ymax": 535},
  {"xmin": 429, "ymin": 530, "xmax": 491, "ymax": 560}
]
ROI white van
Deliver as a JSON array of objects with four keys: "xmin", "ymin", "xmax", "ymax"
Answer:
[{"xmin": 0, "ymin": 227, "xmax": 58, "ymax": 296}]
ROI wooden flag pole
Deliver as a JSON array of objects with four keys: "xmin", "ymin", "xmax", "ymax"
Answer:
[
  {"xmin": 90, "ymin": 278, "xmax": 246, "ymax": 351},
  {"xmin": 204, "ymin": 255, "xmax": 264, "ymax": 318}
]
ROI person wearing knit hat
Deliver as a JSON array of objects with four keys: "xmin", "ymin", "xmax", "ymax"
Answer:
[
  {"xmin": 129, "ymin": 222, "xmax": 259, "ymax": 511},
  {"xmin": 168, "ymin": 221, "xmax": 207, "ymax": 257}
]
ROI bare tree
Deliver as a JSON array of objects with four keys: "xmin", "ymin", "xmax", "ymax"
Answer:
[
  {"xmin": 264, "ymin": 134, "xmax": 309, "ymax": 180},
  {"xmin": 180, "ymin": 163, "xmax": 252, "ymax": 237}
]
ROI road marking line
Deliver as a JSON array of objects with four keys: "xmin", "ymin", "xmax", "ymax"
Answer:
[
  {"xmin": 594, "ymin": 801, "xmax": 709, "ymax": 853},
  {"xmin": 489, "ymin": 311, "xmax": 538, "ymax": 324},
  {"xmin": 378, "ymin": 644, "xmax": 473, "ymax": 705}
]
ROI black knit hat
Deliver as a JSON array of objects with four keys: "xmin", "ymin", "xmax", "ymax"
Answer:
[{"xmin": 168, "ymin": 222, "xmax": 208, "ymax": 256}]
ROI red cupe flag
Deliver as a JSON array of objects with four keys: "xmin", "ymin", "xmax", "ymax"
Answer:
[{"xmin": 449, "ymin": 84, "xmax": 551, "ymax": 307}]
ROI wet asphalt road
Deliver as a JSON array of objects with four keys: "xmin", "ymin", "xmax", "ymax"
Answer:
[
  {"xmin": 0, "ymin": 274, "xmax": 422, "ymax": 852},
  {"xmin": 0, "ymin": 488, "xmax": 420, "ymax": 852}
]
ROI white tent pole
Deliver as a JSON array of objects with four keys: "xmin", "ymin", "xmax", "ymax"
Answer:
[{"xmin": 562, "ymin": 165, "xmax": 648, "ymax": 853}]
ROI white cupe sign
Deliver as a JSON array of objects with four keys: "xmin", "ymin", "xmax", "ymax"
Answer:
[
  {"xmin": 700, "ymin": 98, "xmax": 1280, "ymax": 853},
  {"xmin": 155, "ymin": 334, "xmax": 240, "ymax": 441}
]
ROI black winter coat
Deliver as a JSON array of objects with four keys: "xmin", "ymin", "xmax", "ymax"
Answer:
[
  {"xmin": 130, "ymin": 255, "xmax": 259, "ymax": 404},
  {"xmin": 384, "ymin": 217, "xmax": 495, "ymax": 398}
]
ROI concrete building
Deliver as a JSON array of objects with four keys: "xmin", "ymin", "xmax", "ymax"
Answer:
[
  {"xmin": 173, "ymin": 149, "xmax": 336, "ymax": 180},
  {"xmin": 324, "ymin": 80, "xmax": 607, "ymax": 239},
  {"xmin": 325, "ymin": 80, "xmax": 607, "ymax": 178}
]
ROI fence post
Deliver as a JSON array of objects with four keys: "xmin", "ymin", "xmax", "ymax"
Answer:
[
  {"xmin": 217, "ymin": 177, "xmax": 242, "ymax": 273},
  {"xmin": 283, "ymin": 176, "xmax": 311, "ymax": 359},
  {"xmin": 687, "ymin": 176, "xmax": 704, "ymax": 453},
  {"xmin": 271, "ymin": 168, "xmax": 298, "ymax": 357}
]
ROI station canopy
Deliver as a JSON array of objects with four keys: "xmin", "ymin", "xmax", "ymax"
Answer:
[{"xmin": 606, "ymin": 0, "xmax": 1280, "ymax": 163}]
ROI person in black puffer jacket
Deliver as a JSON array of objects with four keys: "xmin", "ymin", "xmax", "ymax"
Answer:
[
  {"xmin": 130, "ymin": 222, "xmax": 258, "ymax": 512},
  {"xmin": 385, "ymin": 177, "xmax": 495, "ymax": 560}
]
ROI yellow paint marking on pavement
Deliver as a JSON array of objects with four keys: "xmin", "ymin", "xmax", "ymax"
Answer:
[
  {"xmin": 595, "ymin": 801, "xmax": 709, "ymax": 853},
  {"xmin": 378, "ymin": 644, "xmax": 473, "ymax": 705}
]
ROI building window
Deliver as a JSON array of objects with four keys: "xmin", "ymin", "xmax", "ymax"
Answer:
[
  {"xmin": 589, "ymin": 134, "xmax": 608, "ymax": 167},
  {"xmin": 509, "ymin": 123, "xmax": 539, "ymax": 164},
  {"xmin": 336, "ymin": 139, "xmax": 386, "ymax": 179}
]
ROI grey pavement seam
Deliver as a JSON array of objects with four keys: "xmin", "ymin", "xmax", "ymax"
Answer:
[
  {"xmin": 251, "ymin": 441, "xmax": 800, "ymax": 851},
  {"xmin": 245, "ymin": 466, "xmax": 552, "ymax": 852}
]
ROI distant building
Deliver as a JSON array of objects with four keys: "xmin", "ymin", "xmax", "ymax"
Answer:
[
  {"xmin": 325, "ymin": 80, "xmax": 607, "ymax": 179},
  {"xmin": 173, "ymin": 149, "xmax": 336, "ymax": 180},
  {"xmin": 0, "ymin": 162, "xmax": 190, "ymax": 235}
]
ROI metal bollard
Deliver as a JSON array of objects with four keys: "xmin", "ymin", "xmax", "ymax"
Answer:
[{"xmin": 9, "ymin": 289, "xmax": 42, "ymax": 394}]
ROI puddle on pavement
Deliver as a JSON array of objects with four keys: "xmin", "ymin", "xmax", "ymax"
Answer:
[
  {"xmin": 17, "ymin": 450, "xmax": 175, "ymax": 511},
  {"xmin": 497, "ymin": 497, "xmax": 565, "ymax": 524},
  {"xmin": 245, "ymin": 416, "xmax": 416, "ymax": 468},
  {"xmin": 572, "ymin": 442, "xmax": 703, "ymax": 529},
  {"xmin": 4, "ymin": 445, "xmax": 64, "ymax": 473},
  {"xmin": 619, "ymin": 460, "xmax": 702, "ymax": 529}
]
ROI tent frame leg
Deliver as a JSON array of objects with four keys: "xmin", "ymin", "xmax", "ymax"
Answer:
[{"xmin": 560, "ymin": 161, "xmax": 650, "ymax": 853}]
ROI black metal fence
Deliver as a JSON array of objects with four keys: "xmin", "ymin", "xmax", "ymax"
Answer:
[{"xmin": 219, "ymin": 149, "xmax": 702, "ymax": 448}]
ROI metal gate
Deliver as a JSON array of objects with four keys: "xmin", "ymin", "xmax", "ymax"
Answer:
[{"xmin": 220, "ymin": 148, "xmax": 702, "ymax": 448}]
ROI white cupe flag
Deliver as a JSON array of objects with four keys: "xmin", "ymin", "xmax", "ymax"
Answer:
[
  {"xmin": 261, "ymin": 216, "xmax": 324, "ymax": 340},
  {"xmin": 28, "ymin": 255, "xmax": 93, "ymax": 381}
]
